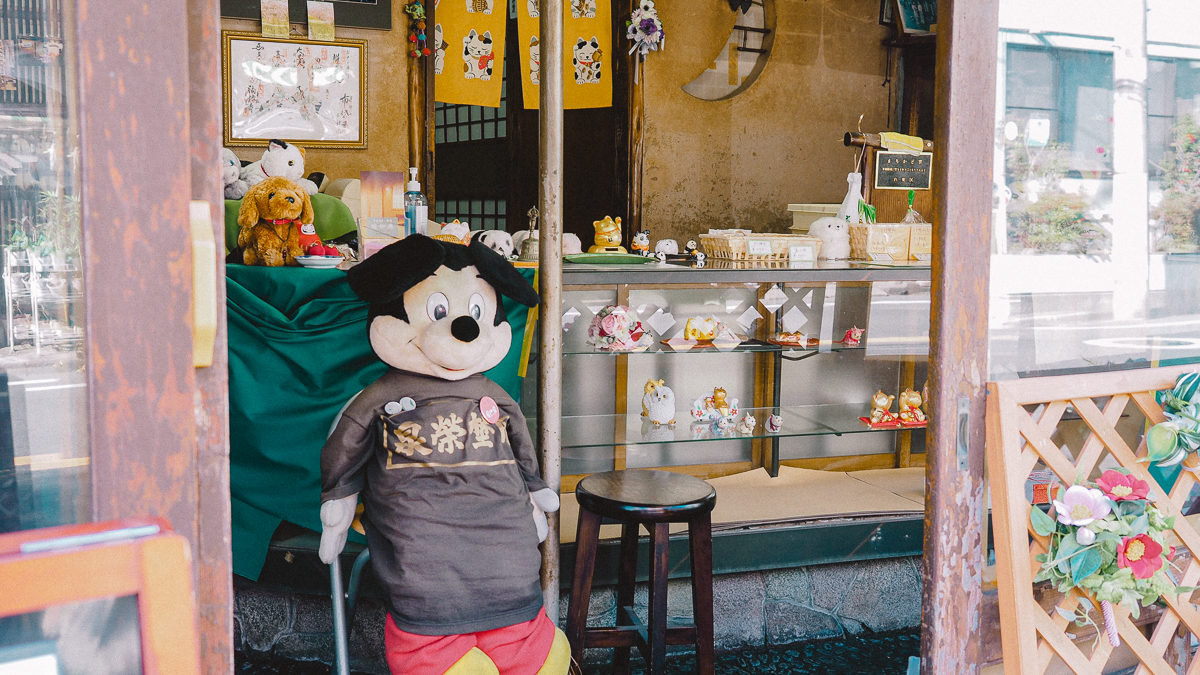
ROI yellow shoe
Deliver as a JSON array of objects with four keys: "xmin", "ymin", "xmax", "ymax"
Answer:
[
  {"xmin": 444, "ymin": 647, "xmax": 500, "ymax": 675},
  {"xmin": 534, "ymin": 628, "xmax": 571, "ymax": 675}
]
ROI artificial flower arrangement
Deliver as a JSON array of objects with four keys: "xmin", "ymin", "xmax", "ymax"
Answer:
[
  {"xmin": 1146, "ymin": 372, "xmax": 1200, "ymax": 467},
  {"xmin": 586, "ymin": 305, "xmax": 650, "ymax": 352},
  {"xmin": 625, "ymin": 0, "xmax": 664, "ymax": 83},
  {"xmin": 1030, "ymin": 469, "xmax": 1193, "ymax": 647}
]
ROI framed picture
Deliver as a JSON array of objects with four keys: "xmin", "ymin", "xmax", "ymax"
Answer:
[
  {"xmin": 892, "ymin": 0, "xmax": 936, "ymax": 34},
  {"xmin": 878, "ymin": 0, "xmax": 894, "ymax": 26},
  {"xmin": 220, "ymin": 0, "xmax": 392, "ymax": 31},
  {"xmin": 222, "ymin": 31, "xmax": 367, "ymax": 148}
]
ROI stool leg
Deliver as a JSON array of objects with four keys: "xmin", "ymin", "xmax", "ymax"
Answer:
[
  {"xmin": 689, "ymin": 512, "xmax": 715, "ymax": 675},
  {"xmin": 647, "ymin": 522, "xmax": 670, "ymax": 675},
  {"xmin": 612, "ymin": 522, "xmax": 640, "ymax": 675},
  {"xmin": 566, "ymin": 509, "xmax": 603, "ymax": 669}
]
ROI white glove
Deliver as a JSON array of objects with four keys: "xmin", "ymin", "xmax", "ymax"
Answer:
[
  {"xmin": 318, "ymin": 494, "xmax": 359, "ymax": 564},
  {"xmin": 530, "ymin": 488, "xmax": 560, "ymax": 544}
]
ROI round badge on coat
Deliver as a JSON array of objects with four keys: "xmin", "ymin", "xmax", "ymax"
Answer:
[
  {"xmin": 480, "ymin": 396, "xmax": 500, "ymax": 424},
  {"xmin": 384, "ymin": 397, "xmax": 417, "ymax": 415}
]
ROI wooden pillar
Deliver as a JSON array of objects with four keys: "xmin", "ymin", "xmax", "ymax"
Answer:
[
  {"xmin": 188, "ymin": 0, "xmax": 234, "ymax": 671},
  {"xmin": 921, "ymin": 0, "xmax": 998, "ymax": 672},
  {"xmin": 538, "ymin": 0, "xmax": 565, "ymax": 623}
]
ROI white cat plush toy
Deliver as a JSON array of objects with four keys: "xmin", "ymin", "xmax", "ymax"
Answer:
[
  {"xmin": 808, "ymin": 216, "xmax": 851, "ymax": 260},
  {"xmin": 221, "ymin": 148, "xmax": 249, "ymax": 200},
  {"xmin": 241, "ymin": 139, "xmax": 319, "ymax": 195}
]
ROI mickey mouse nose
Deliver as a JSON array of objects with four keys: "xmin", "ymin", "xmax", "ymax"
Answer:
[{"xmin": 451, "ymin": 316, "xmax": 480, "ymax": 343}]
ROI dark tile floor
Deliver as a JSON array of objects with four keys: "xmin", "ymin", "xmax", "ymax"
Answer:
[{"xmin": 235, "ymin": 629, "xmax": 920, "ymax": 675}]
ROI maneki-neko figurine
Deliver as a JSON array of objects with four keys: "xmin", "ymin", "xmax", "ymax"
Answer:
[
  {"xmin": 898, "ymin": 387, "xmax": 927, "ymax": 425},
  {"xmin": 588, "ymin": 216, "xmax": 627, "ymax": 253},
  {"xmin": 691, "ymin": 387, "xmax": 740, "ymax": 422},
  {"xmin": 865, "ymin": 390, "xmax": 897, "ymax": 426}
]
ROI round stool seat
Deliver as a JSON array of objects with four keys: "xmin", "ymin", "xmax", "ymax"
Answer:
[{"xmin": 576, "ymin": 469, "xmax": 716, "ymax": 523}]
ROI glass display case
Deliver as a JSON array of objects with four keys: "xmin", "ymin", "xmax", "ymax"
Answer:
[{"xmin": 521, "ymin": 259, "xmax": 932, "ymax": 490}]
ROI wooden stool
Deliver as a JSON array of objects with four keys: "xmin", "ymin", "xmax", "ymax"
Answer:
[{"xmin": 565, "ymin": 470, "xmax": 716, "ymax": 675}]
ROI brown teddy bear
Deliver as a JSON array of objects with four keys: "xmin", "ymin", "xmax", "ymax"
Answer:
[{"xmin": 236, "ymin": 176, "xmax": 314, "ymax": 266}]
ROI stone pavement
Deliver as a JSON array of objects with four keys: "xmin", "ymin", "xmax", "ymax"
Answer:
[{"xmin": 236, "ymin": 628, "xmax": 921, "ymax": 675}]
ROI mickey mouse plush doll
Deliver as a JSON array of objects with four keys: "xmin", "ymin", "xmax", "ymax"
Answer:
[{"xmin": 318, "ymin": 235, "xmax": 569, "ymax": 675}]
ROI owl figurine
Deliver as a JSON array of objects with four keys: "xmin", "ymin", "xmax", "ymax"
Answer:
[{"xmin": 641, "ymin": 378, "xmax": 677, "ymax": 427}]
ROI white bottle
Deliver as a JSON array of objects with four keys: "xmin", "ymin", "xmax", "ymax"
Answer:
[
  {"xmin": 836, "ymin": 172, "xmax": 863, "ymax": 225},
  {"xmin": 403, "ymin": 167, "xmax": 429, "ymax": 237}
]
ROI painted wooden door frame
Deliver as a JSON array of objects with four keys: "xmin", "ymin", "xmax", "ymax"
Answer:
[
  {"xmin": 921, "ymin": 0, "xmax": 999, "ymax": 672},
  {"xmin": 77, "ymin": 0, "xmax": 232, "ymax": 671}
]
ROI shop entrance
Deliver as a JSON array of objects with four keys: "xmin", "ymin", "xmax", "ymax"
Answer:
[{"xmin": 434, "ymin": 12, "xmax": 624, "ymax": 242}]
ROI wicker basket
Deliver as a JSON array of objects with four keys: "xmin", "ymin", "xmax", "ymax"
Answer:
[{"xmin": 699, "ymin": 232, "xmax": 823, "ymax": 261}]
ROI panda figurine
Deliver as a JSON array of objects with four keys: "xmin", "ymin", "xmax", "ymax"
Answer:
[{"xmin": 471, "ymin": 229, "xmax": 516, "ymax": 259}]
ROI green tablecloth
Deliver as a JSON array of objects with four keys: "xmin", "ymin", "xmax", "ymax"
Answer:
[{"xmin": 227, "ymin": 263, "xmax": 535, "ymax": 579}]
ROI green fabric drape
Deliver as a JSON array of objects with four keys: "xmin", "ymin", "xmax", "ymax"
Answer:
[{"xmin": 227, "ymin": 263, "xmax": 535, "ymax": 579}]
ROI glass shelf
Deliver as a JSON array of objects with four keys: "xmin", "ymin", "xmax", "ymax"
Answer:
[
  {"xmin": 562, "ymin": 339, "xmax": 869, "ymax": 357},
  {"xmin": 529, "ymin": 403, "xmax": 911, "ymax": 450}
]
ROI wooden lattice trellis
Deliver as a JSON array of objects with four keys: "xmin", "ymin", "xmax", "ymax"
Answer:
[{"xmin": 988, "ymin": 365, "xmax": 1200, "ymax": 675}]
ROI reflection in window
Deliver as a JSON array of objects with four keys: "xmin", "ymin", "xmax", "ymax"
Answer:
[
  {"xmin": 990, "ymin": 0, "xmax": 1200, "ymax": 379},
  {"xmin": 0, "ymin": 0, "xmax": 89, "ymax": 533}
]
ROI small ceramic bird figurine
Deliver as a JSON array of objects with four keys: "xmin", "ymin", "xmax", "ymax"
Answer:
[
  {"xmin": 870, "ymin": 390, "xmax": 896, "ymax": 424},
  {"xmin": 898, "ymin": 388, "xmax": 926, "ymax": 424}
]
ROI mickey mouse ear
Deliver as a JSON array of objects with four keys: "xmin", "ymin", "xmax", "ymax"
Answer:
[
  {"xmin": 467, "ymin": 239, "xmax": 539, "ymax": 307},
  {"xmin": 347, "ymin": 235, "xmax": 446, "ymax": 305}
]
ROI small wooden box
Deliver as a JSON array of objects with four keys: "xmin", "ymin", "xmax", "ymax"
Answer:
[
  {"xmin": 849, "ymin": 224, "xmax": 910, "ymax": 261},
  {"xmin": 908, "ymin": 224, "xmax": 932, "ymax": 261}
]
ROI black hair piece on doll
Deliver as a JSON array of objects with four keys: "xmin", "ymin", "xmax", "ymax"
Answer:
[{"xmin": 347, "ymin": 234, "xmax": 538, "ymax": 326}]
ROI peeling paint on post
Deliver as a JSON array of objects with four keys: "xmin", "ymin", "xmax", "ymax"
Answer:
[{"xmin": 922, "ymin": 0, "xmax": 999, "ymax": 672}]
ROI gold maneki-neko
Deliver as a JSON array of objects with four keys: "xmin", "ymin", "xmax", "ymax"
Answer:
[{"xmin": 588, "ymin": 216, "xmax": 627, "ymax": 253}]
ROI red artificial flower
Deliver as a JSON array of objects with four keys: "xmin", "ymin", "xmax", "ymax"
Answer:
[
  {"xmin": 1168, "ymin": 546, "xmax": 1176, "ymax": 561},
  {"xmin": 1118, "ymin": 534, "xmax": 1164, "ymax": 580},
  {"xmin": 1095, "ymin": 470, "xmax": 1149, "ymax": 501}
]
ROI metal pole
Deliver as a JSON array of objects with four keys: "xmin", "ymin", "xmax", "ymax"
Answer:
[
  {"xmin": 537, "ymin": 0, "xmax": 564, "ymax": 625},
  {"xmin": 330, "ymin": 557, "xmax": 350, "ymax": 675},
  {"xmin": 920, "ymin": 0, "xmax": 998, "ymax": 673}
]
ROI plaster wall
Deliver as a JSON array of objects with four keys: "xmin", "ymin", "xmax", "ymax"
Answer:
[
  {"xmin": 641, "ymin": 0, "xmax": 893, "ymax": 240},
  {"xmin": 221, "ymin": 7, "xmax": 412, "ymax": 182}
]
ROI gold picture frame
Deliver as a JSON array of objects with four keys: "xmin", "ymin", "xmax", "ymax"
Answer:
[{"xmin": 222, "ymin": 31, "xmax": 367, "ymax": 149}]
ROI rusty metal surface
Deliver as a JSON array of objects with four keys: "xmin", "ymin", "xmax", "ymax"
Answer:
[
  {"xmin": 75, "ymin": 0, "xmax": 199, "ymax": 637},
  {"xmin": 921, "ymin": 0, "xmax": 999, "ymax": 672},
  {"xmin": 538, "ymin": 0, "xmax": 564, "ymax": 624},
  {"xmin": 189, "ymin": 0, "xmax": 233, "ymax": 670}
]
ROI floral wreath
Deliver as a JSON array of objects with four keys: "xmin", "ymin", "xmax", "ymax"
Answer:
[
  {"xmin": 586, "ymin": 305, "xmax": 649, "ymax": 352},
  {"xmin": 1030, "ymin": 373, "xmax": 1200, "ymax": 648},
  {"xmin": 1031, "ymin": 470, "xmax": 1192, "ymax": 647}
]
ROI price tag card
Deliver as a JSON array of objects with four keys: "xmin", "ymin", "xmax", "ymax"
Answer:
[
  {"xmin": 913, "ymin": 253, "xmax": 932, "ymax": 262},
  {"xmin": 868, "ymin": 252, "xmax": 894, "ymax": 262},
  {"xmin": 747, "ymin": 239, "xmax": 773, "ymax": 256},
  {"xmin": 788, "ymin": 244, "xmax": 815, "ymax": 262}
]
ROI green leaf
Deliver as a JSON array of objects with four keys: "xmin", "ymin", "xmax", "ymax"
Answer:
[
  {"xmin": 1120, "ymin": 501, "xmax": 1146, "ymax": 518},
  {"xmin": 1055, "ymin": 606, "xmax": 1076, "ymax": 622},
  {"xmin": 1174, "ymin": 586, "xmax": 1197, "ymax": 596},
  {"xmin": 1030, "ymin": 505, "xmax": 1057, "ymax": 537},
  {"xmin": 1072, "ymin": 548, "xmax": 1103, "ymax": 585},
  {"xmin": 1148, "ymin": 422, "xmax": 1181, "ymax": 461},
  {"xmin": 1131, "ymin": 514, "xmax": 1150, "ymax": 535}
]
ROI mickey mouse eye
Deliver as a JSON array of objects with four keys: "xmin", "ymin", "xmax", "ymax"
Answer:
[
  {"xmin": 427, "ymin": 293, "xmax": 449, "ymax": 321},
  {"xmin": 288, "ymin": 160, "xmax": 295, "ymax": 166},
  {"xmin": 468, "ymin": 293, "xmax": 485, "ymax": 320}
]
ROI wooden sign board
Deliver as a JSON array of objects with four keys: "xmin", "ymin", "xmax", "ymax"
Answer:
[{"xmin": 874, "ymin": 151, "xmax": 932, "ymax": 190}]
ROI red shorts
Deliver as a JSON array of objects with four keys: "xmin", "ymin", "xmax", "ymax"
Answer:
[{"xmin": 384, "ymin": 608, "xmax": 556, "ymax": 675}]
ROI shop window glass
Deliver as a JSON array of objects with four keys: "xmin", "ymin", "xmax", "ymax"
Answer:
[
  {"xmin": 990, "ymin": 0, "xmax": 1200, "ymax": 379},
  {"xmin": 0, "ymin": 0, "xmax": 89, "ymax": 533},
  {"xmin": 435, "ymin": 199, "xmax": 507, "ymax": 231},
  {"xmin": 434, "ymin": 67, "xmax": 507, "ymax": 144}
]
